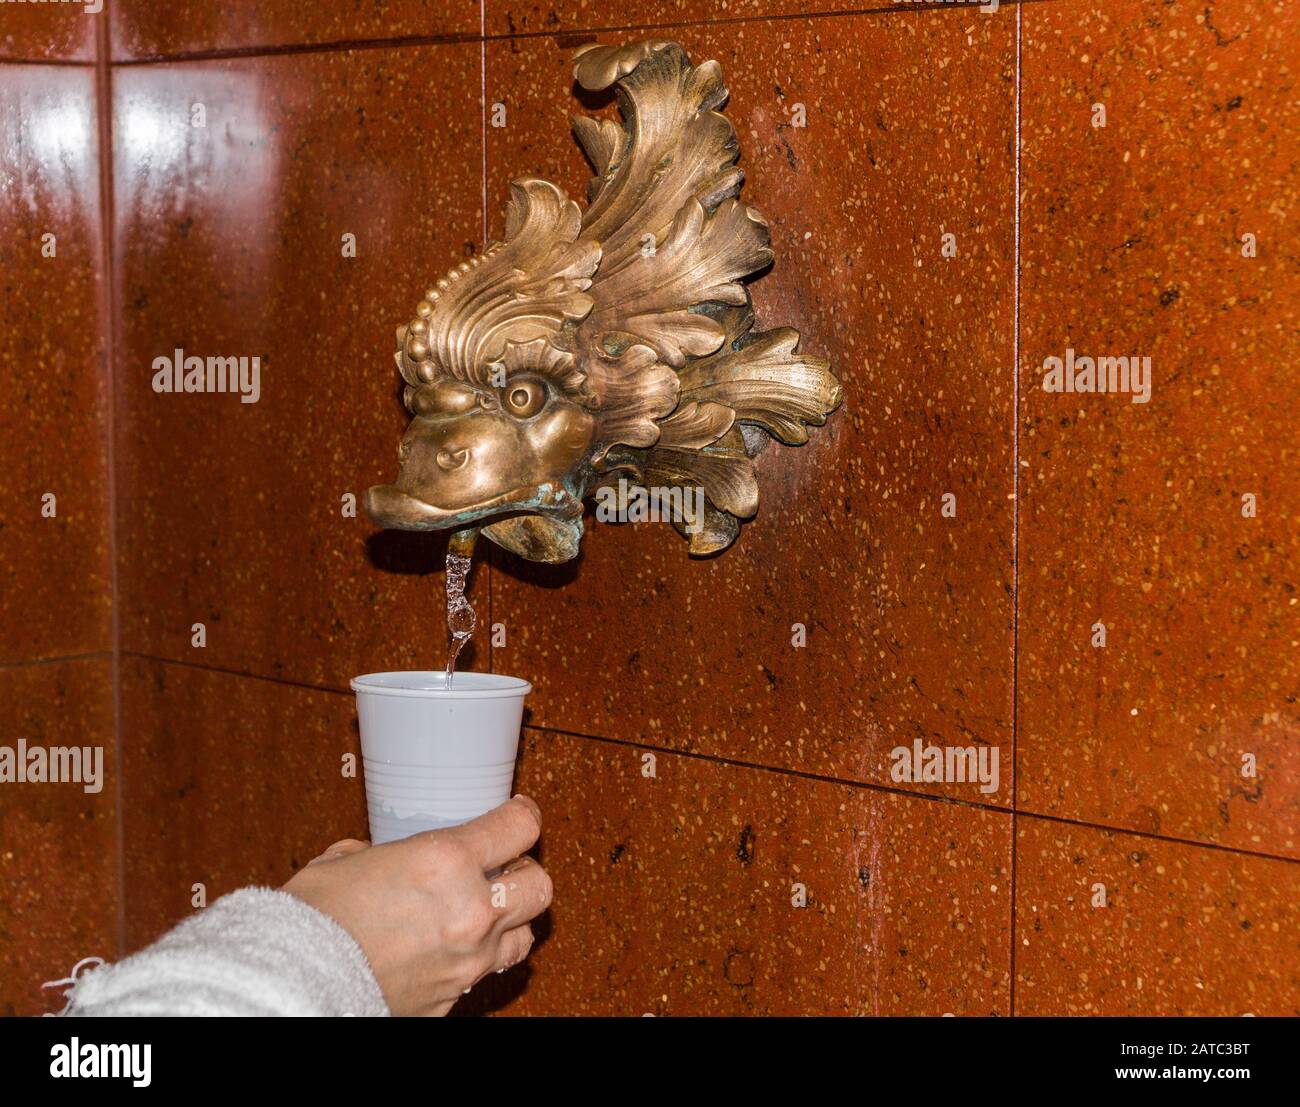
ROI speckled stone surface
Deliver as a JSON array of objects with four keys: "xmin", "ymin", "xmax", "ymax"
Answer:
[
  {"xmin": 485, "ymin": 18, "xmax": 1016, "ymax": 803},
  {"xmin": 119, "ymin": 657, "xmax": 366, "ymax": 951},
  {"xmin": 0, "ymin": 658, "xmax": 117, "ymax": 1017},
  {"xmin": 460, "ymin": 727, "xmax": 1010, "ymax": 1015},
  {"xmin": 1018, "ymin": 0, "xmax": 1300, "ymax": 857},
  {"xmin": 1016, "ymin": 816, "xmax": 1300, "ymax": 1014},
  {"xmin": 0, "ymin": 64, "xmax": 112, "ymax": 665},
  {"xmin": 0, "ymin": 2, "xmax": 97, "ymax": 61},
  {"xmin": 113, "ymin": 45, "xmax": 490, "ymax": 689},
  {"xmin": 110, "ymin": 0, "xmax": 476, "ymax": 60}
]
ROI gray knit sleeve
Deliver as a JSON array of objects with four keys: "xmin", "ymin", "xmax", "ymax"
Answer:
[{"xmin": 65, "ymin": 888, "xmax": 389, "ymax": 1017}]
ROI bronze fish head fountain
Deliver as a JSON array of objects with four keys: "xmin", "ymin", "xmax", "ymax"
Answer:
[{"xmin": 366, "ymin": 39, "xmax": 842, "ymax": 563}]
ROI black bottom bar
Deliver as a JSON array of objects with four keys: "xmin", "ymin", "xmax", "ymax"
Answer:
[{"xmin": 0, "ymin": 1014, "xmax": 1293, "ymax": 1093}]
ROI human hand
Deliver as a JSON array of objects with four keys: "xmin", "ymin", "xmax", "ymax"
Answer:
[{"xmin": 283, "ymin": 795, "xmax": 551, "ymax": 1016}]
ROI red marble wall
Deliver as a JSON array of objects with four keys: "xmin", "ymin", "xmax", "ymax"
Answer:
[
  {"xmin": 0, "ymin": 15, "xmax": 117, "ymax": 1015},
  {"xmin": 2, "ymin": 0, "xmax": 1296, "ymax": 1016}
]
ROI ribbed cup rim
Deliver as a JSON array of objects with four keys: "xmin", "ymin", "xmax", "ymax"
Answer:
[{"xmin": 350, "ymin": 671, "xmax": 532, "ymax": 699}]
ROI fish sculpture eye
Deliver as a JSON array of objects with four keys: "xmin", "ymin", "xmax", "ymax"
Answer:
[{"xmin": 502, "ymin": 378, "xmax": 548, "ymax": 419}]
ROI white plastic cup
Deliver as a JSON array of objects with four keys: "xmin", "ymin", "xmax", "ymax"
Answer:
[{"xmin": 350, "ymin": 671, "xmax": 531, "ymax": 846}]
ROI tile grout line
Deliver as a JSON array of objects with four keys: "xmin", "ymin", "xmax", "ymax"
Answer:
[
  {"xmin": 528, "ymin": 722, "xmax": 1300, "ymax": 867},
  {"xmin": 120, "ymin": 651, "xmax": 352, "ymax": 695},
  {"xmin": 1009, "ymin": 0, "xmax": 1023, "ymax": 1018},
  {"xmin": 480, "ymin": 0, "xmax": 489, "ymax": 250},
  {"xmin": 524, "ymin": 722, "xmax": 1300, "ymax": 866},
  {"xmin": 481, "ymin": 0, "xmax": 494, "ymax": 680},
  {"xmin": 92, "ymin": 11, "xmax": 127, "ymax": 962},
  {"xmin": 110, "ymin": 32, "xmax": 480, "ymax": 66},
  {"xmin": 0, "ymin": 651, "xmax": 113, "ymax": 673},
  {"xmin": 93, "ymin": 0, "xmax": 1069, "ymax": 67},
  {"xmin": 0, "ymin": 57, "xmax": 95, "ymax": 67},
  {"xmin": 524, "ymin": 723, "xmax": 1018, "ymax": 816},
  {"xmin": 998, "ymin": 807, "xmax": 1300, "ymax": 869},
  {"xmin": 119, "ymin": 651, "xmax": 1300, "ymax": 867}
]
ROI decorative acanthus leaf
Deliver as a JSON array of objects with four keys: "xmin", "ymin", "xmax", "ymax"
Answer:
[
  {"xmin": 402, "ymin": 178, "xmax": 600, "ymax": 390},
  {"xmin": 482, "ymin": 515, "xmax": 585, "ymax": 564},
  {"xmin": 573, "ymin": 40, "xmax": 676, "ymax": 91},
  {"xmin": 570, "ymin": 115, "xmax": 626, "ymax": 201},
  {"xmin": 645, "ymin": 434, "xmax": 759, "ymax": 518},
  {"xmin": 676, "ymin": 327, "xmax": 842, "ymax": 444},
  {"xmin": 573, "ymin": 42, "xmax": 746, "ymax": 275},
  {"xmin": 586, "ymin": 343, "xmax": 680, "ymax": 451},
  {"xmin": 654, "ymin": 401, "xmax": 735, "ymax": 450},
  {"xmin": 670, "ymin": 498, "xmax": 740, "ymax": 556},
  {"xmin": 582, "ymin": 198, "xmax": 773, "ymax": 367}
]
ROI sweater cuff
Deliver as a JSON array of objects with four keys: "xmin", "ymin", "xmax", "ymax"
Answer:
[{"xmin": 67, "ymin": 888, "xmax": 389, "ymax": 1017}]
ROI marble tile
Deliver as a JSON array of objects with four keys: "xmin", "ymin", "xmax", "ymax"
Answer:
[
  {"xmin": 0, "ymin": 658, "xmax": 117, "ymax": 1016},
  {"xmin": 0, "ymin": 63, "xmax": 111, "ymax": 665},
  {"xmin": 119, "ymin": 657, "xmax": 366, "ymax": 950},
  {"xmin": 464, "ymin": 728, "xmax": 1011, "ymax": 1015},
  {"xmin": 110, "ymin": 0, "xmax": 476, "ymax": 60},
  {"xmin": 112, "ymin": 45, "xmax": 490, "ymax": 689},
  {"xmin": 0, "ymin": 1, "xmax": 97, "ymax": 62},
  {"xmin": 1018, "ymin": 0, "xmax": 1300, "ymax": 857},
  {"xmin": 1015, "ymin": 815, "xmax": 1300, "ymax": 1015}
]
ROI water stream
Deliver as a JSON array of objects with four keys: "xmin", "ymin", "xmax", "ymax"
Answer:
[{"xmin": 443, "ymin": 528, "xmax": 478, "ymax": 687}]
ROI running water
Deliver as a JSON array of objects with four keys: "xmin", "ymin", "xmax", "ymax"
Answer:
[{"xmin": 443, "ymin": 528, "xmax": 478, "ymax": 687}]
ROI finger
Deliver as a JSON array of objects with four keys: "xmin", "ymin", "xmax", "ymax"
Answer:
[
  {"xmin": 491, "ymin": 924, "xmax": 535, "ymax": 974},
  {"xmin": 487, "ymin": 856, "xmax": 553, "ymax": 929},
  {"xmin": 444, "ymin": 795, "xmax": 541, "ymax": 873},
  {"xmin": 306, "ymin": 838, "xmax": 370, "ymax": 866}
]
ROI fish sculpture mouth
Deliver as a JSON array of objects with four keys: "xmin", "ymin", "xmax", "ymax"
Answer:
[
  {"xmin": 364, "ymin": 39, "xmax": 841, "ymax": 564},
  {"xmin": 364, "ymin": 481, "xmax": 583, "ymax": 531}
]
